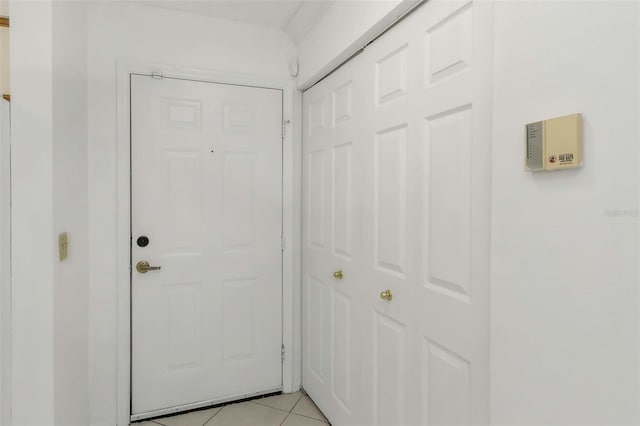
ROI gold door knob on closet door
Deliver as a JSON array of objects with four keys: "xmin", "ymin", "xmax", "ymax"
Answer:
[
  {"xmin": 380, "ymin": 289, "xmax": 393, "ymax": 301},
  {"xmin": 333, "ymin": 270, "xmax": 344, "ymax": 280}
]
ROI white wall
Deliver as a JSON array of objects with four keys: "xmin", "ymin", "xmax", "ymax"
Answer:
[
  {"xmin": 9, "ymin": 1, "xmax": 56, "ymax": 424},
  {"xmin": 296, "ymin": 0, "xmax": 418, "ymax": 88},
  {"xmin": 491, "ymin": 1, "xmax": 639, "ymax": 424},
  {"xmin": 52, "ymin": 2, "xmax": 89, "ymax": 425},
  {"xmin": 10, "ymin": 1, "xmax": 91, "ymax": 424},
  {"xmin": 86, "ymin": 4, "xmax": 296, "ymax": 424},
  {"xmin": 0, "ymin": 0, "xmax": 10, "ymax": 99}
]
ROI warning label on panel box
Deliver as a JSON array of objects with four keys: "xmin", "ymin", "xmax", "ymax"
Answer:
[{"xmin": 559, "ymin": 153, "xmax": 574, "ymax": 164}]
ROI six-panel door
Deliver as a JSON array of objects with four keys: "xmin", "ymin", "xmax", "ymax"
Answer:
[
  {"xmin": 131, "ymin": 76, "xmax": 284, "ymax": 418},
  {"xmin": 302, "ymin": 55, "xmax": 366, "ymax": 426}
]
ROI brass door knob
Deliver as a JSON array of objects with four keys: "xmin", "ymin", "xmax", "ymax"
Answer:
[
  {"xmin": 380, "ymin": 289, "xmax": 393, "ymax": 301},
  {"xmin": 333, "ymin": 270, "xmax": 344, "ymax": 280},
  {"xmin": 136, "ymin": 260, "xmax": 162, "ymax": 274}
]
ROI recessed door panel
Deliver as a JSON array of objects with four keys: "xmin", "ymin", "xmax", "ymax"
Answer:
[
  {"xmin": 333, "ymin": 142, "xmax": 353, "ymax": 259},
  {"xmin": 223, "ymin": 279, "xmax": 257, "ymax": 362},
  {"xmin": 308, "ymin": 150, "xmax": 326, "ymax": 249},
  {"xmin": 375, "ymin": 124, "xmax": 408, "ymax": 278},
  {"xmin": 163, "ymin": 98, "xmax": 202, "ymax": 130},
  {"xmin": 223, "ymin": 153, "xmax": 256, "ymax": 252},
  {"xmin": 374, "ymin": 313, "xmax": 406, "ymax": 426},
  {"xmin": 165, "ymin": 152, "xmax": 202, "ymax": 251},
  {"xmin": 423, "ymin": 339, "xmax": 471, "ymax": 425},
  {"xmin": 223, "ymin": 104, "xmax": 258, "ymax": 133},
  {"xmin": 166, "ymin": 283, "xmax": 202, "ymax": 370},
  {"xmin": 425, "ymin": 106, "xmax": 472, "ymax": 301},
  {"xmin": 309, "ymin": 99, "xmax": 326, "ymax": 136},
  {"xmin": 376, "ymin": 45, "xmax": 408, "ymax": 106},
  {"xmin": 308, "ymin": 276, "xmax": 325, "ymax": 382},
  {"xmin": 332, "ymin": 290, "xmax": 352, "ymax": 411},
  {"xmin": 333, "ymin": 82, "xmax": 353, "ymax": 126},
  {"xmin": 425, "ymin": 3, "xmax": 473, "ymax": 85}
]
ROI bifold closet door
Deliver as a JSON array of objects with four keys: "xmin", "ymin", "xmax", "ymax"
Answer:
[
  {"xmin": 303, "ymin": 1, "xmax": 492, "ymax": 424},
  {"xmin": 302, "ymin": 54, "xmax": 366, "ymax": 426}
]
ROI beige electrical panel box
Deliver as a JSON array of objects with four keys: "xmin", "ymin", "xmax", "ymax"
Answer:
[{"xmin": 525, "ymin": 113, "xmax": 582, "ymax": 172}]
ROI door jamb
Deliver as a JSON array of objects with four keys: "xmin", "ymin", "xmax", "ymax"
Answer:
[
  {"xmin": 116, "ymin": 61, "xmax": 300, "ymax": 426},
  {"xmin": 0, "ymin": 100, "xmax": 10, "ymax": 426}
]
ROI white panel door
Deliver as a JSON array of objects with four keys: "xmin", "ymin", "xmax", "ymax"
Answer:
[
  {"xmin": 302, "ymin": 57, "xmax": 366, "ymax": 426},
  {"xmin": 131, "ymin": 75, "xmax": 283, "ymax": 419},
  {"xmin": 359, "ymin": 17, "xmax": 418, "ymax": 425},
  {"xmin": 415, "ymin": 2, "xmax": 492, "ymax": 423},
  {"xmin": 302, "ymin": 1, "xmax": 492, "ymax": 425}
]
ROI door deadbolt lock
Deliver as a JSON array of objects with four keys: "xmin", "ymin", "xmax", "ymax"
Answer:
[
  {"xmin": 333, "ymin": 270, "xmax": 344, "ymax": 280},
  {"xmin": 137, "ymin": 236, "xmax": 150, "ymax": 247},
  {"xmin": 136, "ymin": 261, "xmax": 161, "ymax": 274},
  {"xmin": 380, "ymin": 289, "xmax": 393, "ymax": 301}
]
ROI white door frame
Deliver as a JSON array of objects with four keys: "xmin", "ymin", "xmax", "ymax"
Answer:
[
  {"xmin": 115, "ymin": 61, "xmax": 300, "ymax": 426},
  {"xmin": 0, "ymin": 100, "xmax": 10, "ymax": 426}
]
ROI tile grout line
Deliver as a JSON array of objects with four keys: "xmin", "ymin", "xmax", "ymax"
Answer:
[
  {"xmin": 202, "ymin": 403, "xmax": 235, "ymax": 426},
  {"xmin": 251, "ymin": 400, "xmax": 294, "ymax": 414},
  {"xmin": 290, "ymin": 395, "xmax": 329, "ymax": 423},
  {"xmin": 290, "ymin": 394, "xmax": 304, "ymax": 411},
  {"xmin": 276, "ymin": 392, "xmax": 304, "ymax": 426},
  {"xmin": 289, "ymin": 412, "xmax": 330, "ymax": 424},
  {"xmin": 289, "ymin": 393, "xmax": 304, "ymax": 412},
  {"xmin": 279, "ymin": 411, "xmax": 292, "ymax": 426},
  {"xmin": 203, "ymin": 406, "xmax": 225, "ymax": 425},
  {"xmin": 251, "ymin": 392, "xmax": 304, "ymax": 414}
]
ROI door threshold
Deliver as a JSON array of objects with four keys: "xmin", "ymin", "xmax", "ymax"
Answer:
[{"xmin": 130, "ymin": 386, "xmax": 284, "ymax": 422}]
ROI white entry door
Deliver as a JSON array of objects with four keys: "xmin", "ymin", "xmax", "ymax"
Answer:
[
  {"xmin": 131, "ymin": 75, "xmax": 284, "ymax": 420},
  {"xmin": 303, "ymin": 1, "xmax": 492, "ymax": 424}
]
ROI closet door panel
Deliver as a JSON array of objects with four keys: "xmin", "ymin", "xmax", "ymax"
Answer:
[{"xmin": 302, "ymin": 57, "xmax": 365, "ymax": 426}]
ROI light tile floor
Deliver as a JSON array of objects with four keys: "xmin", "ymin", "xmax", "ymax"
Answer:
[{"xmin": 133, "ymin": 391, "xmax": 330, "ymax": 426}]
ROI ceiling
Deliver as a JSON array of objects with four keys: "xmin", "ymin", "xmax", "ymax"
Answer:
[{"xmin": 140, "ymin": 0, "xmax": 334, "ymax": 44}]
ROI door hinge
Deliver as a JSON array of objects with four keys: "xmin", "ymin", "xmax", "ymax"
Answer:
[
  {"xmin": 282, "ymin": 120, "xmax": 290, "ymax": 139},
  {"xmin": 281, "ymin": 344, "xmax": 285, "ymax": 363},
  {"xmin": 151, "ymin": 72, "xmax": 163, "ymax": 79},
  {"xmin": 281, "ymin": 233, "xmax": 285, "ymax": 251}
]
